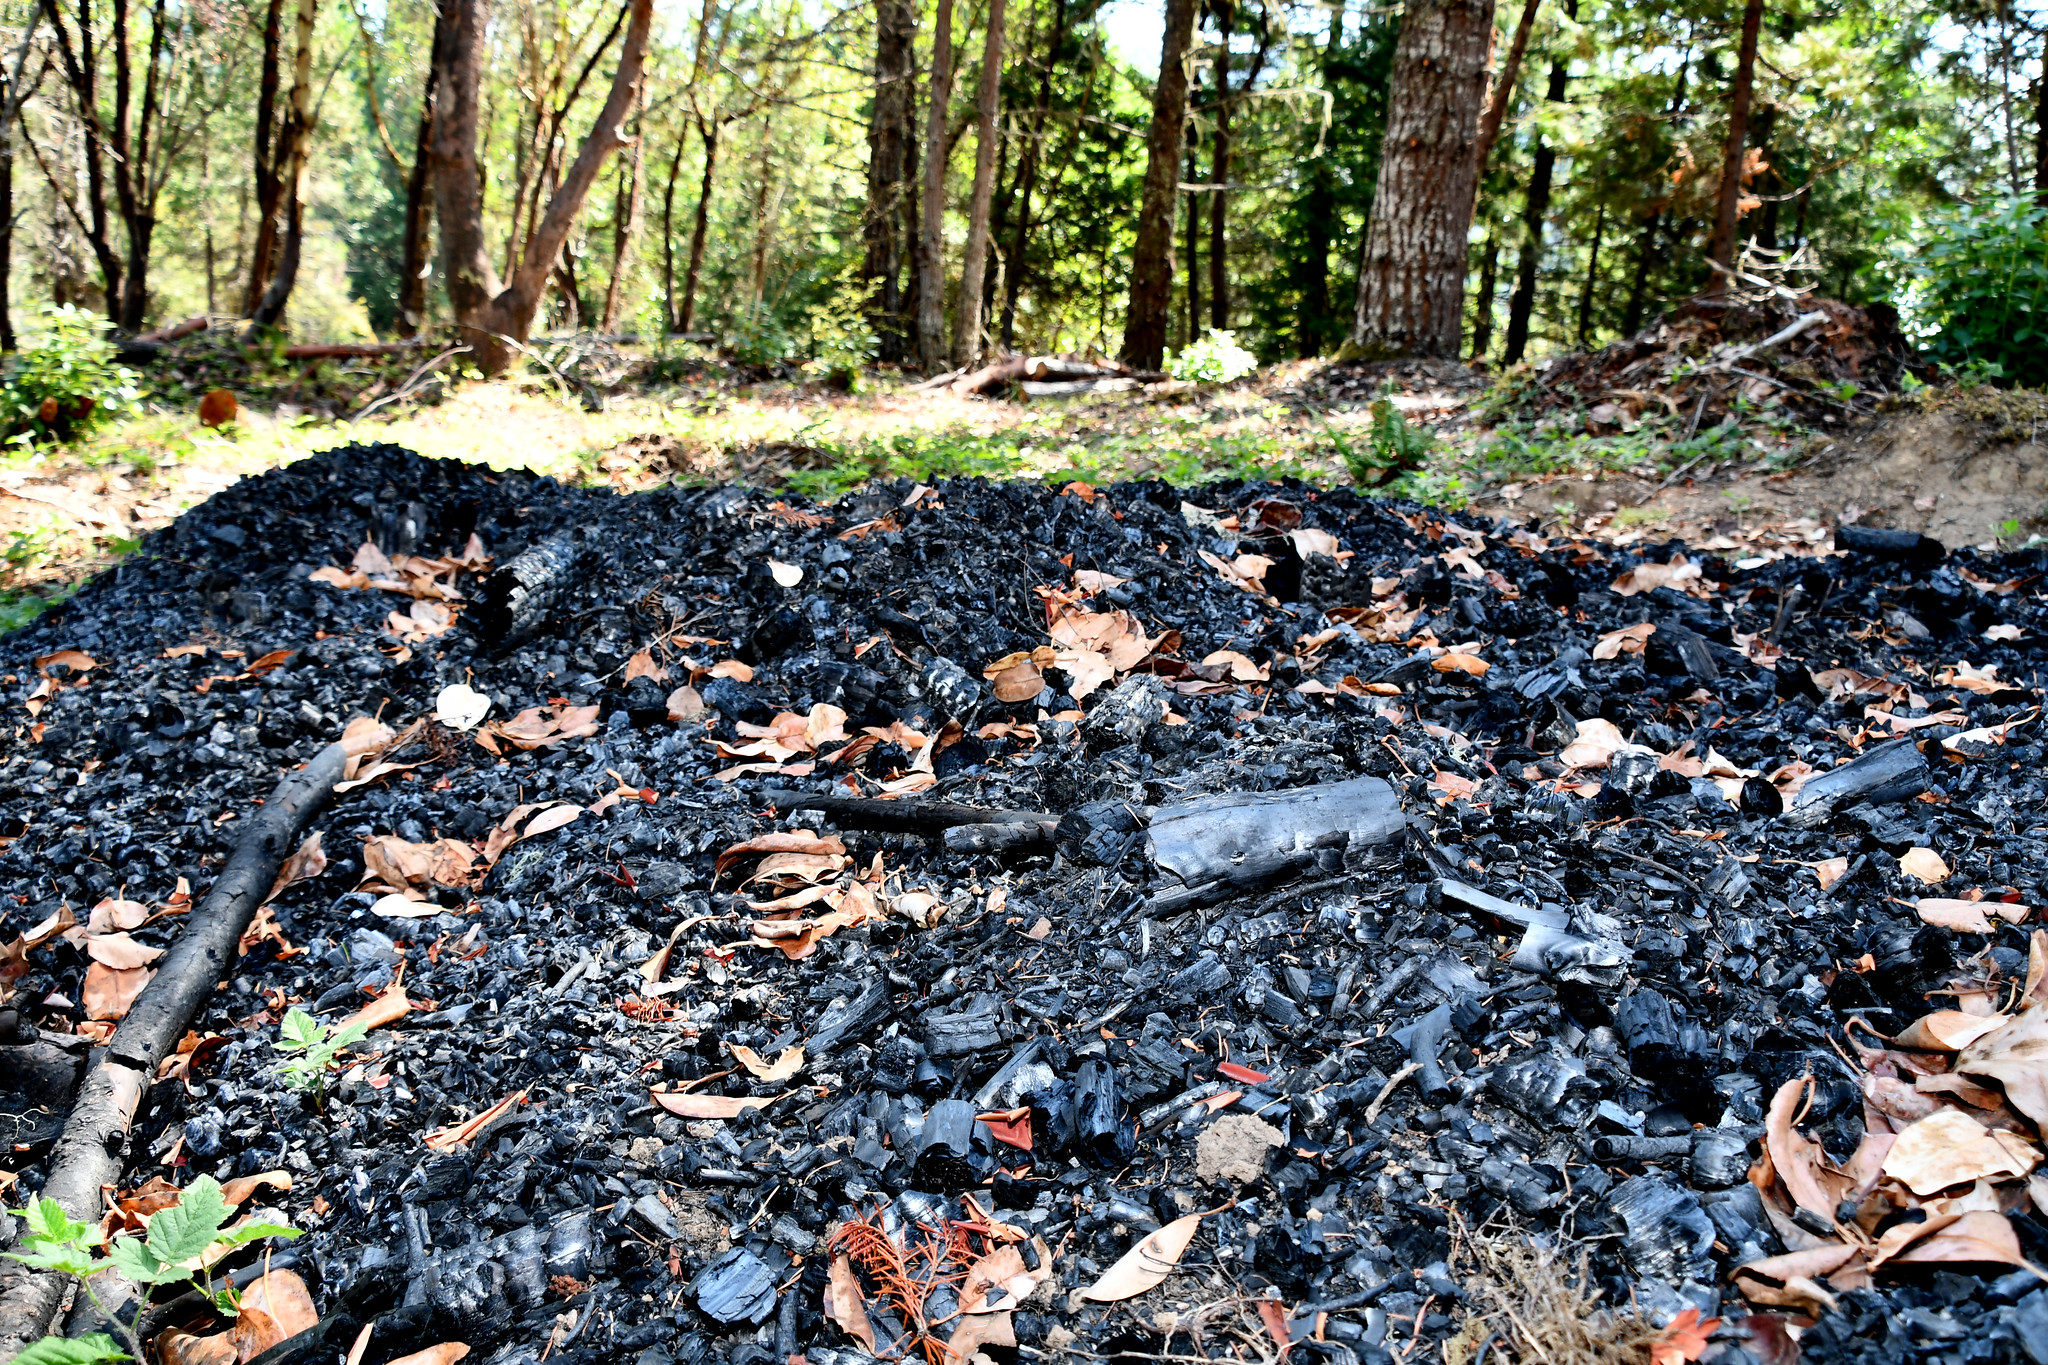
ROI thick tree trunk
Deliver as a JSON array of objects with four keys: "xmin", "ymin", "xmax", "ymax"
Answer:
[
  {"xmin": 248, "ymin": 0, "xmax": 318, "ymax": 330},
  {"xmin": 1121, "ymin": 0, "xmax": 1198, "ymax": 370},
  {"xmin": 1706, "ymin": 0, "xmax": 1765, "ymax": 280},
  {"xmin": 396, "ymin": 85, "xmax": 438, "ymax": 336},
  {"xmin": 915, "ymin": 0, "xmax": 955, "ymax": 370},
  {"xmin": 865, "ymin": 0, "xmax": 915, "ymax": 359},
  {"xmin": 1469, "ymin": 230, "xmax": 1497, "ymax": 359},
  {"xmin": 1501, "ymin": 44, "xmax": 1565, "ymax": 366},
  {"xmin": 242, "ymin": 0, "xmax": 286, "ymax": 316},
  {"xmin": 953, "ymin": 0, "xmax": 1006, "ymax": 367},
  {"xmin": 1575, "ymin": 200, "xmax": 1603, "ymax": 345},
  {"xmin": 678, "ymin": 120, "xmax": 718, "ymax": 332},
  {"xmin": 429, "ymin": 0, "xmax": 654, "ymax": 372},
  {"xmin": 1346, "ymin": 0, "xmax": 1496, "ymax": 360},
  {"xmin": 601, "ymin": 92, "xmax": 648, "ymax": 330},
  {"xmin": 1472, "ymin": 0, "xmax": 1539, "ymax": 176},
  {"xmin": 1209, "ymin": 0, "xmax": 1230, "ymax": 331}
]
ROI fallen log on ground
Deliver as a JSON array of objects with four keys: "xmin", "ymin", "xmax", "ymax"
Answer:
[{"xmin": 1145, "ymin": 775, "xmax": 1406, "ymax": 914}]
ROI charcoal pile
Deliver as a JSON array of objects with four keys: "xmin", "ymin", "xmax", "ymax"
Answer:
[
  {"xmin": 1508, "ymin": 295, "xmax": 1929, "ymax": 433},
  {"xmin": 5, "ymin": 444, "xmax": 2048, "ymax": 1365}
]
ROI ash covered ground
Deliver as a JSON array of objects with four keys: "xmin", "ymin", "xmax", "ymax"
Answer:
[{"xmin": 4, "ymin": 443, "xmax": 2048, "ymax": 1365}]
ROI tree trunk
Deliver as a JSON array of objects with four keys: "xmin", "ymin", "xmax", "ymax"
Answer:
[
  {"xmin": 1706, "ymin": 0, "xmax": 1765, "ymax": 281},
  {"xmin": 429, "ymin": 0, "xmax": 655, "ymax": 372},
  {"xmin": 2035, "ymin": 71, "xmax": 2048, "ymax": 202},
  {"xmin": 864, "ymin": 0, "xmax": 915, "ymax": 359},
  {"xmin": 953, "ymin": 0, "xmax": 1006, "ymax": 367},
  {"xmin": 915, "ymin": 0, "xmax": 955, "ymax": 370},
  {"xmin": 1469, "ymin": 230, "xmax": 1497, "ymax": 359},
  {"xmin": 0, "ymin": 127, "xmax": 11, "ymax": 349},
  {"xmin": 601, "ymin": 90, "xmax": 648, "ymax": 331},
  {"xmin": 747, "ymin": 111, "xmax": 776, "ymax": 312},
  {"xmin": 1345, "ymin": 0, "xmax": 1497, "ymax": 360},
  {"xmin": 1121, "ymin": 0, "xmax": 1198, "ymax": 370},
  {"xmin": 1296, "ymin": 0, "xmax": 1343, "ymax": 358},
  {"xmin": 42, "ymin": 0, "xmax": 125, "ymax": 322},
  {"xmin": 1751, "ymin": 105, "xmax": 1777, "ymax": 249},
  {"xmin": 661, "ymin": 128, "xmax": 686, "ymax": 331},
  {"xmin": 1621, "ymin": 209, "xmax": 1658, "ymax": 335},
  {"xmin": 1183, "ymin": 134, "xmax": 1200, "ymax": 348},
  {"xmin": 998, "ymin": 0, "xmax": 1065, "ymax": 351},
  {"xmin": 396, "ymin": 78, "xmax": 439, "ymax": 337},
  {"xmin": 1501, "ymin": 41, "xmax": 1565, "ymax": 366},
  {"xmin": 242, "ymin": 0, "xmax": 286, "ymax": 316},
  {"xmin": 1208, "ymin": 0, "xmax": 1230, "ymax": 331},
  {"xmin": 678, "ymin": 119, "xmax": 718, "ymax": 332},
  {"xmin": 248, "ymin": 0, "xmax": 318, "ymax": 330},
  {"xmin": 1472, "ymin": 0, "xmax": 1539, "ymax": 177},
  {"xmin": 1574, "ymin": 200, "xmax": 1603, "ymax": 346}
]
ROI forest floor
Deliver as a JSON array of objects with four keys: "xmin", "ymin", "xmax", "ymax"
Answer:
[{"xmin": 3, "ymin": 334, "xmax": 2044, "ymax": 634}]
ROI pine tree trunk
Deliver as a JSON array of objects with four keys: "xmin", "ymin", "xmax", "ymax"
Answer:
[
  {"xmin": 1184, "ymin": 136, "xmax": 1200, "ymax": 348},
  {"xmin": 952, "ymin": 0, "xmax": 1006, "ymax": 367},
  {"xmin": 396, "ymin": 33, "xmax": 442, "ymax": 338},
  {"xmin": 661, "ymin": 129, "xmax": 686, "ymax": 332},
  {"xmin": 601, "ymin": 91, "xmax": 648, "ymax": 331},
  {"xmin": 0, "ymin": 128, "xmax": 12, "ymax": 350},
  {"xmin": 916, "ymin": 0, "xmax": 955, "ymax": 371},
  {"xmin": 248, "ymin": 0, "xmax": 320, "ymax": 330},
  {"xmin": 242, "ymin": 0, "xmax": 286, "ymax": 316},
  {"xmin": 679, "ymin": 120, "xmax": 718, "ymax": 332},
  {"xmin": 1121, "ymin": 0, "xmax": 1198, "ymax": 369},
  {"xmin": 747, "ymin": 112, "xmax": 776, "ymax": 313},
  {"xmin": 2035, "ymin": 72, "xmax": 2048, "ymax": 201},
  {"xmin": 1346, "ymin": 0, "xmax": 1496, "ymax": 360},
  {"xmin": 1501, "ymin": 35, "xmax": 1567, "ymax": 366},
  {"xmin": 1574, "ymin": 200, "xmax": 1604, "ymax": 346},
  {"xmin": 1621, "ymin": 209, "xmax": 1658, "ymax": 335},
  {"xmin": 998, "ymin": 0, "xmax": 1065, "ymax": 351},
  {"xmin": 1469, "ymin": 231, "xmax": 1497, "ymax": 359},
  {"xmin": 1296, "ymin": 0, "xmax": 1343, "ymax": 358},
  {"xmin": 1706, "ymin": 0, "xmax": 1765, "ymax": 280},
  {"xmin": 865, "ymin": 0, "xmax": 916, "ymax": 359},
  {"xmin": 1208, "ymin": 0, "xmax": 1231, "ymax": 331}
]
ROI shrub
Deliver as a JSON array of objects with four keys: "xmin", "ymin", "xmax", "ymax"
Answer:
[
  {"xmin": 1167, "ymin": 329, "xmax": 1258, "ymax": 384},
  {"xmin": 802, "ymin": 263, "xmax": 879, "ymax": 392},
  {"xmin": 4, "ymin": 304, "xmax": 141, "ymax": 446},
  {"xmin": 724, "ymin": 309, "xmax": 795, "ymax": 369},
  {"xmin": 1913, "ymin": 195, "xmax": 2048, "ymax": 388}
]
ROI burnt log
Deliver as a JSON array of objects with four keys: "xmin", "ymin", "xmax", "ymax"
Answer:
[
  {"xmin": 765, "ymin": 788, "xmax": 1054, "ymax": 835},
  {"xmin": 1836, "ymin": 524, "xmax": 1944, "ymax": 564},
  {"xmin": 474, "ymin": 535, "xmax": 582, "ymax": 646},
  {"xmin": 1145, "ymin": 776, "xmax": 1405, "ymax": 914},
  {"xmin": 1781, "ymin": 737, "xmax": 1929, "ymax": 828}
]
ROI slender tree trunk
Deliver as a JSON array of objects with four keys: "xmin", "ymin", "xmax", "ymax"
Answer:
[
  {"xmin": 2034, "ymin": 72, "xmax": 2048, "ymax": 202},
  {"xmin": 678, "ymin": 119, "xmax": 718, "ymax": 331},
  {"xmin": 601, "ymin": 91, "xmax": 648, "ymax": 330},
  {"xmin": 1122, "ymin": 0, "xmax": 1198, "ymax": 369},
  {"xmin": 1472, "ymin": 0, "xmax": 1539, "ymax": 176},
  {"xmin": 429, "ymin": 0, "xmax": 655, "ymax": 372},
  {"xmin": 747, "ymin": 112, "xmax": 775, "ymax": 312},
  {"xmin": 1469, "ymin": 230, "xmax": 1497, "ymax": 359},
  {"xmin": 953, "ymin": 0, "xmax": 1006, "ymax": 366},
  {"xmin": 1575, "ymin": 200, "xmax": 1604, "ymax": 346},
  {"xmin": 1184, "ymin": 135, "xmax": 1200, "ymax": 347},
  {"xmin": 242, "ymin": 0, "xmax": 286, "ymax": 315},
  {"xmin": 1621, "ymin": 209, "xmax": 1659, "ymax": 335},
  {"xmin": 1297, "ymin": 0, "xmax": 1343, "ymax": 358},
  {"xmin": 915, "ymin": 0, "xmax": 955, "ymax": 370},
  {"xmin": 249, "ymin": 0, "xmax": 319, "ymax": 329},
  {"xmin": 0, "ymin": 132, "xmax": 11, "ymax": 349},
  {"xmin": 1706, "ymin": 0, "xmax": 1765, "ymax": 281},
  {"xmin": 396, "ymin": 7, "xmax": 446, "ymax": 338},
  {"xmin": 1208, "ymin": 0, "xmax": 1231, "ymax": 331},
  {"xmin": 865, "ymin": 0, "xmax": 915, "ymax": 359},
  {"xmin": 999, "ymin": 0, "xmax": 1065, "ymax": 351},
  {"xmin": 1346, "ymin": 0, "xmax": 1497, "ymax": 359},
  {"xmin": 661, "ymin": 128, "xmax": 685, "ymax": 332},
  {"xmin": 1501, "ymin": 38, "xmax": 1565, "ymax": 366}
]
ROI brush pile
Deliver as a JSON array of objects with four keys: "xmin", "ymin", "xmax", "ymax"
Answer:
[{"xmin": 3, "ymin": 443, "xmax": 2048, "ymax": 1365}]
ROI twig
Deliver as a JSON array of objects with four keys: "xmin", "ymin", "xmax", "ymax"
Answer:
[
  {"xmin": 1362, "ymin": 1061, "xmax": 1421, "ymax": 1125},
  {"xmin": 353, "ymin": 344, "xmax": 472, "ymax": 420}
]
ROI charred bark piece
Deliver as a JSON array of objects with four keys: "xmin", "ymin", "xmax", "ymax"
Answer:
[
  {"xmin": 1487, "ymin": 1050, "xmax": 1598, "ymax": 1129},
  {"xmin": 1399, "ymin": 1000, "xmax": 1457, "ymax": 1101},
  {"xmin": 1781, "ymin": 737, "xmax": 1929, "ymax": 828},
  {"xmin": 765, "ymin": 788, "xmax": 1055, "ymax": 835},
  {"xmin": 1835, "ymin": 524, "xmax": 1944, "ymax": 565},
  {"xmin": 807, "ymin": 978, "xmax": 892, "ymax": 1053},
  {"xmin": 1432, "ymin": 878, "xmax": 1627, "ymax": 986},
  {"xmin": 944, "ymin": 821, "xmax": 1054, "ymax": 854},
  {"xmin": 1647, "ymin": 621, "xmax": 1718, "ymax": 681},
  {"xmin": 1145, "ymin": 776, "xmax": 1404, "ymax": 914},
  {"xmin": 1591, "ymin": 1134, "xmax": 1694, "ymax": 1161},
  {"xmin": 924, "ymin": 995, "xmax": 1004, "ymax": 1057},
  {"xmin": 1606, "ymin": 1176, "xmax": 1718, "ymax": 1285},
  {"xmin": 1055, "ymin": 800, "xmax": 1144, "ymax": 866},
  {"xmin": 474, "ymin": 535, "xmax": 582, "ymax": 646}
]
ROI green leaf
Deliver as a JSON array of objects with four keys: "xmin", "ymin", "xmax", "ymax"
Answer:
[
  {"xmin": 278, "ymin": 1008, "xmax": 324, "ymax": 1051},
  {"xmin": 6, "ymin": 1333, "xmax": 132, "ymax": 1365},
  {"xmin": 209, "ymin": 1221, "xmax": 302, "ymax": 1252},
  {"xmin": 19, "ymin": 1197, "xmax": 102, "ymax": 1249},
  {"xmin": 105, "ymin": 1233, "xmax": 173, "ymax": 1286},
  {"xmin": 143, "ymin": 1177, "xmax": 233, "ymax": 1266},
  {"xmin": 4, "ymin": 1244, "xmax": 107, "ymax": 1278}
]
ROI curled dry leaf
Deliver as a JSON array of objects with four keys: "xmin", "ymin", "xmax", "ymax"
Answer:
[
  {"xmin": 960, "ymin": 1237, "xmax": 1055, "ymax": 1313},
  {"xmin": 1955, "ymin": 1002, "xmax": 2048, "ymax": 1128},
  {"xmin": 435, "ymin": 683, "xmax": 492, "ymax": 731},
  {"xmin": 1895, "ymin": 1010, "xmax": 2013, "ymax": 1052},
  {"xmin": 339, "ymin": 983, "xmax": 413, "ymax": 1035},
  {"xmin": 652, "ymin": 1090, "xmax": 783, "ymax": 1119},
  {"xmin": 424, "ymin": 1089, "xmax": 528, "ymax": 1151},
  {"xmin": 1611, "ymin": 555, "xmax": 1706, "ymax": 598},
  {"xmin": 85, "ymin": 931, "xmax": 164, "ymax": 970},
  {"xmin": 1558, "ymin": 717, "xmax": 1642, "ymax": 770},
  {"xmin": 1867, "ymin": 1209, "xmax": 2031, "ymax": 1271},
  {"xmin": 158, "ymin": 1330, "xmax": 239, "ymax": 1365},
  {"xmin": 1077, "ymin": 1211, "xmax": 1206, "ymax": 1302},
  {"xmin": 1431, "ymin": 651, "xmax": 1490, "ymax": 676},
  {"xmin": 234, "ymin": 1268, "xmax": 320, "ymax": 1362},
  {"xmin": 731, "ymin": 1044, "xmax": 804, "ymax": 1082},
  {"xmin": 1594, "ymin": 622, "xmax": 1656, "ymax": 660},
  {"xmin": 984, "ymin": 651, "xmax": 1046, "ymax": 704},
  {"xmin": 1880, "ymin": 1108, "xmax": 2041, "ymax": 1194},
  {"xmin": 1733, "ymin": 1244, "xmax": 1868, "ymax": 1313},
  {"xmin": 1900, "ymin": 847, "xmax": 1950, "ymax": 884},
  {"xmin": 941, "ymin": 1310, "xmax": 1016, "ymax": 1365},
  {"xmin": 1915, "ymin": 898, "xmax": 2027, "ymax": 934},
  {"xmin": 715, "ymin": 830, "xmax": 847, "ymax": 881},
  {"xmin": 667, "ymin": 684, "xmax": 705, "ymax": 721},
  {"xmin": 219, "ymin": 1170, "xmax": 293, "ymax": 1206},
  {"xmin": 1201, "ymin": 650, "xmax": 1269, "ymax": 683},
  {"xmin": 83, "ymin": 960, "xmax": 153, "ymax": 1021},
  {"xmin": 1762, "ymin": 1076, "xmax": 1856, "ymax": 1230},
  {"xmin": 824, "ymin": 1252, "xmax": 877, "ymax": 1351},
  {"xmin": 371, "ymin": 894, "xmax": 440, "ymax": 920},
  {"xmin": 382, "ymin": 1347, "xmax": 470, "ymax": 1365}
]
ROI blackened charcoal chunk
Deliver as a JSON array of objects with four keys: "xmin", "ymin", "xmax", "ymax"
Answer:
[
  {"xmin": 1487, "ymin": 1050, "xmax": 1599, "ymax": 1129},
  {"xmin": 699, "ymin": 675, "xmax": 773, "ymax": 725},
  {"xmin": 1055, "ymin": 799, "xmax": 1142, "ymax": 865},
  {"xmin": 623, "ymin": 676, "xmax": 670, "ymax": 728},
  {"xmin": 1512, "ymin": 648, "xmax": 1585, "ymax": 704},
  {"xmin": 1836, "ymin": 523, "xmax": 1945, "ymax": 564},
  {"xmin": 636, "ymin": 862, "xmax": 693, "ymax": 902},
  {"xmin": 1647, "ymin": 622, "xmax": 1718, "ymax": 681},
  {"xmin": 1074, "ymin": 1059, "xmax": 1131, "ymax": 1163},
  {"xmin": 1479, "ymin": 1154, "xmax": 1563, "ymax": 1214},
  {"xmin": 923, "ymin": 656, "xmax": 981, "ymax": 721},
  {"xmin": 693, "ymin": 1247, "xmax": 779, "ymax": 1323},
  {"xmin": 1080, "ymin": 676, "xmax": 1168, "ymax": 750},
  {"xmin": 1170, "ymin": 952, "xmax": 1232, "ymax": 999},
  {"xmin": 747, "ymin": 606, "xmax": 803, "ymax": 662},
  {"xmin": 418, "ymin": 1153, "xmax": 472, "ymax": 1201},
  {"xmin": 914, "ymin": 1099, "xmax": 982, "ymax": 1190},
  {"xmin": 925, "ymin": 995, "xmax": 1004, "ymax": 1057},
  {"xmin": 1607, "ymin": 1177, "xmax": 1717, "ymax": 1286},
  {"xmin": 1613, "ymin": 989, "xmax": 1718, "ymax": 1122},
  {"xmin": 1782, "ymin": 737, "xmax": 1929, "ymax": 828},
  {"xmin": 873, "ymin": 1035, "xmax": 925, "ymax": 1095},
  {"xmin": 1692, "ymin": 1128, "xmax": 1754, "ymax": 1188},
  {"xmin": 784, "ymin": 654, "xmax": 887, "ymax": 718}
]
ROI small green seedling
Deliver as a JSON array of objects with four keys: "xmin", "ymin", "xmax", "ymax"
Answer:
[
  {"xmin": 5, "ymin": 1175, "xmax": 301, "ymax": 1364},
  {"xmin": 274, "ymin": 1007, "xmax": 369, "ymax": 1104}
]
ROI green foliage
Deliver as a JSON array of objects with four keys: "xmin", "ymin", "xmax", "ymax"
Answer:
[
  {"xmin": 1167, "ymin": 330, "xmax": 1259, "ymax": 384},
  {"xmin": 6, "ymin": 1334, "xmax": 131, "ymax": 1365},
  {"xmin": 1913, "ymin": 196, "xmax": 2048, "ymax": 388},
  {"xmin": 275, "ymin": 1007, "xmax": 370, "ymax": 1099},
  {"xmin": 802, "ymin": 264, "xmax": 879, "ymax": 391},
  {"xmin": 4, "ymin": 306, "xmax": 141, "ymax": 446},
  {"xmin": 724, "ymin": 310, "xmax": 795, "ymax": 368},
  {"xmin": 1337, "ymin": 392, "xmax": 1434, "ymax": 485}
]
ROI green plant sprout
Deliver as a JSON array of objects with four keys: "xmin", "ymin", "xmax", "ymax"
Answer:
[
  {"xmin": 5, "ymin": 1176, "xmax": 301, "ymax": 1365},
  {"xmin": 274, "ymin": 1007, "xmax": 370, "ymax": 1106}
]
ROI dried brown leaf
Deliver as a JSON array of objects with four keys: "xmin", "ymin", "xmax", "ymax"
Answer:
[{"xmin": 1077, "ymin": 1212, "xmax": 1205, "ymax": 1302}]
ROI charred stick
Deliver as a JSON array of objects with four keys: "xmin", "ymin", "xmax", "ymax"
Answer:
[{"xmin": 763, "ymin": 788, "xmax": 1055, "ymax": 834}]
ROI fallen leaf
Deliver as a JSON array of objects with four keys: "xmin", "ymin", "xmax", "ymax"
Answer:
[
  {"xmin": 83, "ymin": 961, "xmax": 153, "ymax": 1021},
  {"xmin": 340, "ymin": 983, "xmax": 413, "ymax": 1035},
  {"xmin": 1762, "ymin": 1076, "xmax": 1855, "ymax": 1230},
  {"xmin": 769, "ymin": 560, "xmax": 804, "ymax": 588},
  {"xmin": 1880, "ymin": 1108, "xmax": 2041, "ymax": 1194},
  {"xmin": 978, "ymin": 1108, "xmax": 1033, "ymax": 1151},
  {"xmin": 1255, "ymin": 1298, "xmax": 1292, "ymax": 1355},
  {"xmin": 1956, "ymin": 1002, "xmax": 2048, "ymax": 1128},
  {"xmin": 1894, "ymin": 1010, "xmax": 2013, "ymax": 1051},
  {"xmin": 824, "ymin": 1253, "xmax": 877, "ymax": 1351},
  {"xmin": 219, "ymin": 1171, "xmax": 293, "ymax": 1206},
  {"xmin": 651, "ymin": 1090, "xmax": 783, "ymax": 1119},
  {"xmin": 731, "ymin": 1044, "xmax": 804, "ymax": 1082},
  {"xmin": 370, "ymin": 894, "xmax": 441, "ymax": 920},
  {"xmin": 1559, "ymin": 717, "xmax": 1644, "ymax": 770},
  {"xmin": 1732, "ymin": 1244, "xmax": 1868, "ymax": 1313},
  {"xmin": 520, "ymin": 804, "xmax": 586, "ymax": 839},
  {"xmin": 1900, "ymin": 847, "xmax": 1950, "ymax": 884},
  {"xmin": 234, "ymin": 1268, "xmax": 319, "ymax": 1361},
  {"xmin": 35, "ymin": 649, "xmax": 98, "ymax": 675},
  {"xmin": 1914, "ymin": 898, "xmax": 2025, "ymax": 934},
  {"xmin": 942, "ymin": 1309, "xmax": 1015, "ymax": 1365},
  {"xmin": 1612, "ymin": 555, "xmax": 1706, "ymax": 598},
  {"xmin": 1078, "ymin": 1212, "xmax": 1206, "ymax": 1302},
  {"xmin": 1431, "ymin": 652, "xmax": 1489, "ymax": 676},
  {"xmin": 85, "ymin": 932, "xmax": 164, "ymax": 971},
  {"xmin": 667, "ymin": 685, "xmax": 705, "ymax": 720},
  {"xmin": 710, "ymin": 659, "xmax": 756, "ymax": 681},
  {"xmin": 1811, "ymin": 857, "xmax": 1849, "ymax": 890},
  {"xmin": 961, "ymin": 1237, "xmax": 1055, "ymax": 1313},
  {"xmin": 1594, "ymin": 622, "xmax": 1657, "ymax": 660},
  {"xmin": 266, "ymin": 832, "xmax": 328, "ymax": 904},
  {"xmin": 435, "ymin": 683, "xmax": 492, "ymax": 731},
  {"xmin": 424, "ymin": 1089, "xmax": 528, "ymax": 1151},
  {"xmin": 1201, "ymin": 649, "xmax": 1269, "ymax": 683},
  {"xmin": 715, "ymin": 830, "xmax": 847, "ymax": 880},
  {"xmin": 984, "ymin": 652, "xmax": 1046, "ymax": 704},
  {"xmin": 1217, "ymin": 1061, "xmax": 1270, "ymax": 1084},
  {"xmin": 158, "ymin": 1330, "xmax": 238, "ymax": 1365},
  {"xmin": 1869, "ymin": 1209, "xmax": 2032, "ymax": 1271},
  {"xmin": 1649, "ymin": 1307, "xmax": 1720, "ymax": 1365},
  {"xmin": 381, "ymin": 1347, "xmax": 470, "ymax": 1365}
]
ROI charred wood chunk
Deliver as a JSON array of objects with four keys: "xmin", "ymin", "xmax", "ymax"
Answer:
[
  {"xmin": 1055, "ymin": 800, "xmax": 1144, "ymax": 866},
  {"xmin": 1835, "ymin": 523, "xmax": 1945, "ymax": 565},
  {"xmin": 1781, "ymin": 737, "xmax": 1929, "ymax": 828},
  {"xmin": 924, "ymin": 994, "xmax": 1004, "ymax": 1057},
  {"xmin": 1647, "ymin": 621, "xmax": 1718, "ymax": 681},
  {"xmin": 1145, "ymin": 776, "xmax": 1404, "ymax": 914},
  {"xmin": 808, "ymin": 978, "xmax": 891, "ymax": 1054},
  {"xmin": 474, "ymin": 535, "xmax": 581, "ymax": 646},
  {"xmin": 943, "ymin": 821, "xmax": 1055, "ymax": 855},
  {"xmin": 1605, "ymin": 1176, "xmax": 1717, "ymax": 1286},
  {"xmin": 693, "ymin": 1246, "xmax": 780, "ymax": 1323},
  {"xmin": 1487, "ymin": 1050, "xmax": 1599, "ymax": 1129}
]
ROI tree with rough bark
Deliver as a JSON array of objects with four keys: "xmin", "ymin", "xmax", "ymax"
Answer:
[
  {"xmin": 1501, "ymin": 0, "xmax": 1571, "ymax": 366},
  {"xmin": 602, "ymin": 88, "xmax": 649, "ymax": 331},
  {"xmin": 428, "ymin": 0, "xmax": 654, "ymax": 372},
  {"xmin": 1706, "ymin": 0, "xmax": 1766, "ymax": 280},
  {"xmin": 865, "ymin": 0, "xmax": 917, "ymax": 360},
  {"xmin": 953, "ymin": 0, "xmax": 1006, "ymax": 367},
  {"xmin": 0, "ymin": 2, "xmax": 44, "ymax": 350},
  {"xmin": 1345, "ymin": 0, "xmax": 1494, "ymax": 360},
  {"xmin": 1122, "ymin": 0, "xmax": 1197, "ymax": 371},
  {"xmin": 355, "ymin": 0, "xmax": 444, "ymax": 337},
  {"xmin": 914, "ymin": 0, "xmax": 955, "ymax": 371},
  {"xmin": 247, "ymin": 0, "xmax": 318, "ymax": 329}
]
